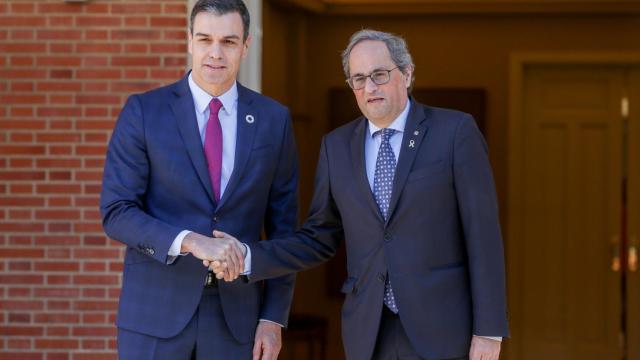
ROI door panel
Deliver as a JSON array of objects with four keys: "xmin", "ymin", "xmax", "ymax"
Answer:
[
  {"xmin": 518, "ymin": 66, "xmax": 624, "ymax": 360},
  {"xmin": 627, "ymin": 69, "xmax": 640, "ymax": 360}
]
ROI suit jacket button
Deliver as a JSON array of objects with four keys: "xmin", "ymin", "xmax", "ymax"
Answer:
[
  {"xmin": 378, "ymin": 273, "xmax": 386, "ymax": 283},
  {"xmin": 213, "ymin": 216, "xmax": 218, "ymax": 222},
  {"xmin": 148, "ymin": 249, "xmax": 155, "ymax": 255},
  {"xmin": 383, "ymin": 233, "xmax": 392, "ymax": 242}
]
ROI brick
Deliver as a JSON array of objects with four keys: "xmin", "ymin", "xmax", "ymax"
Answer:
[
  {"xmin": 37, "ymin": 3, "xmax": 83, "ymax": 13},
  {"xmin": 37, "ymin": 30, "xmax": 82, "ymax": 40},
  {"xmin": 11, "ymin": 82, "xmax": 35, "ymax": 92},
  {"xmin": 36, "ymin": 158, "xmax": 82, "ymax": 167},
  {"xmin": 151, "ymin": 69, "xmax": 184, "ymax": 79},
  {"xmin": 35, "ymin": 235, "xmax": 80, "ymax": 246},
  {"xmin": 111, "ymin": 29, "xmax": 160, "ymax": 41},
  {"xmin": 76, "ymin": 95, "xmax": 120, "ymax": 105},
  {"xmin": 84, "ymin": 159, "xmax": 105, "ymax": 168},
  {"xmin": 49, "ymin": 16, "xmax": 73, "ymax": 27},
  {"xmin": 37, "ymin": 107, "xmax": 81, "ymax": 117},
  {"xmin": 0, "ymin": 17, "xmax": 46, "ymax": 27},
  {"xmin": 0, "ymin": 171, "xmax": 45, "ymax": 181},
  {"xmin": 9, "ymin": 56, "xmax": 34, "ymax": 66},
  {"xmin": 51, "ymin": 94, "xmax": 73, "ymax": 104},
  {"xmin": 164, "ymin": 4, "xmax": 187, "ymax": 13},
  {"xmin": 49, "ymin": 171, "xmax": 72, "ymax": 181},
  {"xmin": 84, "ymin": 82, "xmax": 109, "ymax": 91},
  {"xmin": 150, "ymin": 17, "xmax": 187, "ymax": 27},
  {"xmin": 10, "ymin": 3, "xmax": 34, "ymax": 13},
  {"xmin": 1, "ymin": 94, "xmax": 46, "ymax": 104},
  {"xmin": 86, "ymin": 30, "xmax": 108, "ymax": 40},
  {"xmin": 8, "ymin": 313, "xmax": 31, "ymax": 323},
  {"xmin": 111, "ymin": 4, "xmax": 161, "ymax": 14},
  {"xmin": 35, "ymin": 338, "xmax": 78, "ymax": 350},
  {"xmin": 111, "ymin": 57, "xmax": 160, "ymax": 67},
  {"xmin": 72, "ymin": 327, "xmax": 115, "ymax": 337},
  {"xmin": 124, "ymin": 17, "xmax": 147, "ymax": 27},
  {"xmin": 84, "ymin": 133, "xmax": 108, "ymax": 142},
  {"xmin": 37, "ymin": 82, "xmax": 82, "ymax": 92},
  {"xmin": 34, "ymin": 313, "xmax": 79, "ymax": 324},
  {"xmin": 85, "ymin": 3, "xmax": 109, "ymax": 14},
  {"xmin": 35, "ymin": 210, "xmax": 80, "ymax": 220},
  {"xmin": 10, "ymin": 29, "xmax": 34, "ymax": 40},
  {"xmin": 82, "ymin": 185, "xmax": 102, "ymax": 195},
  {"xmin": 0, "ymin": 145, "xmax": 45, "ymax": 155},
  {"xmin": 0, "ymin": 353, "xmax": 41, "ymax": 360},
  {"xmin": 46, "ymin": 326, "xmax": 70, "ymax": 336},
  {"xmin": 74, "ymin": 249, "xmax": 120, "ymax": 259},
  {"xmin": 9, "ymin": 209, "xmax": 31, "ymax": 220},
  {"xmin": 8, "ymin": 235, "xmax": 33, "ymax": 245},
  {"xmin": 49, "ymin": 69, "xmax": 73, "ymax": 79},
  {"xmin": 75, "ymin": 171, "xmax": 103, "ymax": 181},
  {"xmin": 76, "ymin": 43, "xmax": 121, "ymax": 54},
  {"xmin": 82, "ymin": 339, "xmax": 106, "ymax": 350},
  {"xmin": 76, "ymin": 16, "xmax": 121, "ymax": 27},
  {"xmin": 164, "ymin": 30, "xmax": 187, "ymax": 40},
  {"xmin": 8, "ymin": 287, "xmax": 31, "ymax": 296},
  {"xmin": 8, "ymin": 261, "xmax": 31, "ymax": 271},
  {"xmin": 0, "ymin": 326, "xmax": 43, "ymax": 336},
  {"xmin": 82, "ymin": 288, "xmax": 106, "ymax": 298},
  {"xmin": 84, "ymin": 236, "xmax": 107, "ymax": 246},
  {"xmin": 46, "ymin": 275, "xmax": 71, "ymax": 285},
  {"xmin": 0, "ymin": 69, "xmax": 47, "ymax": 79},
  {"xmin": 74, "ymin": 300, "xmax": 118, "ymax": 311},
  {"xmin": 76, "ymin": 69, "xmax": 121, "ymax": 80},
  {"xmin": 163, "ymin": 56, "xmax": 187, "ymax": 67},
  {"xmin": 9, "ymin": 158, "xmax": 33, "ymax": 167},
  {"xmin": 123, "ymin": 43, "xmax": 148, "ymax": 53},
  {"xmin": 8, "ymin": 108, "xmax": 37, "ymax": 117},
  {"xmin": 123, "ymin": 69, "xmax": 147, "ymax": 79},
  {"xmin": 76, "ymin": 145, "xmax": 107, "ymax": 155},
  {"xmin": 48, "ymin": 197, "xmax": 72, "ymax": 207},
  {"xmin": 36, "ymin": 56, "xmax": 82, "ymax": 67},
  {"xmin": 47, "ymin": 223, "xmax": 71, "ymax": 233},
  {"xmin": 0, "ymin": 43, "xmax": 47, "ymax": 53},
  {"xmin": 75, "ymin": 196, "xmax": 100, "ymax": 207},
  {"xmin": 82, "ymin": 313, "xmax": 106, "ymax": 324},
  {"xmin": 36, "ymin": 184, "xmax": 81, "ymax": 194},
  {"xmin": 74, "ymin": 354, "xmax": 116, "ymax": 360},
  {"xmin": 45, "ymin": 353, "xmax": 69, "ymax": 360},
  {"xmin": 0, "ymin": 300, "xmax": 43, "ymax": 310},
  {"xmin": 34, "ymin": 261, "xmax": 80, "ymax": 272},
  {"xmin": 0, "ymin": 248, "xmax": 44, "ymax": 258},
  {"xmin": 50, "ymin": 43, "xmax": 73, "ymax": 53},
  {"xmin": 84, "ymin": 108, "xmax": 109, "ymax": 117},
  {"xmin": 34, "ymin": 288, "xmax": 79, "ymax": 298},
  {"xmin": 8, "ymin": 184, "xmax": 34, "ymax": 194},
  {"xmin": 0, "ymin": 222, "xmax": 45, "ymax": 232},
  {"xmin": 83, "ymin": 210, "xmax": 101, "ymax": 221},
  {"xmin": 83, "ymin": 262, "xmax": 106, "ymax": 272},
  {"xmin": 47, "ymin": 300, "xmax": 70, "ymax": 310},
  {"xmin": 50, "ymin": 120, "xmax": 73, "ymax": 129},
  {"xmin": 10, "ymin": 132, "xmax": 34, "ymax": 142}
]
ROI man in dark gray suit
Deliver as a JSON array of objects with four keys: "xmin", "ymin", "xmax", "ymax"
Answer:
[{"xmin": 210, "ymin": 29, "xmax": 509, "ymax": 360}]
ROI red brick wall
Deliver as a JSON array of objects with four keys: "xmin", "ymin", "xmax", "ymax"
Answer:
[{"xmin": 0, "ymin": 1, "xmax": 188, "ymax": 358}]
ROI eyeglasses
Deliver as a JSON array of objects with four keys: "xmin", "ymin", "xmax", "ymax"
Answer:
[{"xmin": 346, "ymin": 67, "xmax": 399, "ymax": 90}]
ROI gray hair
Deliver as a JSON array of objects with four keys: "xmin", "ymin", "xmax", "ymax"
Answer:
[{"xmin": 341, "ymin": 29, "xmax": 415, "ymax": 85}]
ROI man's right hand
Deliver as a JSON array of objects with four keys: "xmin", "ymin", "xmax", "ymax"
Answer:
[{"xmin": 181, "ymin": 231, "xmax": 245, "ymax": 281}]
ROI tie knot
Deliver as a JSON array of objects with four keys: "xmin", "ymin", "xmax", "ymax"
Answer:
[
  {"xmin": 209, "ymin": 98, "xmax": 223, "ymax": 114},
  {"xmin": 376, "ymin": 128, "xmax": 396, "ymax": 143}
]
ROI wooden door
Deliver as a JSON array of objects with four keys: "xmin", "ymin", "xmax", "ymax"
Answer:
[
  {"xmin": 627, "ymin": 69, "xmax": 640, "ymax": 360},
  {"xmin": 514, "ymin": 65, "xmax": 625, "ymax": 360}
]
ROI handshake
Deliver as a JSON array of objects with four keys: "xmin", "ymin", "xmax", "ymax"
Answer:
[{"xmin": 181, "ymin": 230, "xmax": 246, "ymax": 282}]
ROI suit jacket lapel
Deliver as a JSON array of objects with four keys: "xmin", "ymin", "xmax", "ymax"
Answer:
[
  {"xmin": 171, "ymin": 75, "xmax": 215, "ymax": 203},
  {"xmin": 386, "ymin": 101, "xmax": 429, "ymax": 224},
  {"xmin": 217, "ymin": 83, "xmax": 258, "ymax": 210},
  {"xmin": 350, "ymin": 118, "xmax": 384, "ymax": 223}
]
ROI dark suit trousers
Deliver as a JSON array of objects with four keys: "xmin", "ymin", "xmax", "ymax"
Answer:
[
  {"xmin": 373, "ymin": 307, "xmax": 469, "ymax": 360},
  {"xmin": 117, "ymin": 286, "xmax": 253, "ymax": 360}
]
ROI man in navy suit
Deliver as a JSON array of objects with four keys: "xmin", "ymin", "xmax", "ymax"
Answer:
[
  {"xmin": 100, "ymin": 1, "xmax": 298, "ymax": 359},
  {"xmin": 213, "ymin": 29, "xmax": 509, "ymax": 360}
]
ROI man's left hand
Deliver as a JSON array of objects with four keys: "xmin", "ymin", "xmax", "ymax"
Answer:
[
  {"xmin": 469, "ymin": 335, "xmax": 501, "ymax": 360},
  {"xmin": 253, "ymin": 321, "xmax": 282, "ymax": 360}
]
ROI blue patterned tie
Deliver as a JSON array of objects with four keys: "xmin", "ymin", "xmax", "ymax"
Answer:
[{"xmin": 373, "ymin": 128, "xmax": 399, "ymax": 313}]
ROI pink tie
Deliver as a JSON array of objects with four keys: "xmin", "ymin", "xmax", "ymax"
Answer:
[{"xmin": 204, "ymin": 98, "xmax": 223, "ymax": 202}]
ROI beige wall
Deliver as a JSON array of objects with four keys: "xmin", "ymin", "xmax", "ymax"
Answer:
[{"xmin": 263, "ymin": 2, "xmax": 640, "ymax": 358}]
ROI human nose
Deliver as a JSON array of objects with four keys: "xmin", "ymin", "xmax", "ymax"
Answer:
[
  {"xmin": 208, "ymin": 42, "xmax": 223, "ymax": 59},
  {"xmin": 364, "ymin": 76, "xmax": 379, "ymax": 92}
]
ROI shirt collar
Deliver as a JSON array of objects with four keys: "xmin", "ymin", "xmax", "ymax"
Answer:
[
  {"xmin": 367, "ymin": 99, "xmax": 411, "ymax": 138},
  {"xmin": 188, "ymin": 72, "xmax": 238, "ymax": 116}
]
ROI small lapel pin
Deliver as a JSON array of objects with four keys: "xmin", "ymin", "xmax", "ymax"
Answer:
[
  {"xmin": 413, "ymin": 130, "xmax": 419, "ymax": 136},
  {"xmin": 409, "ymin": 140, "xmax": 415, "ymax": 148},
  {"xmin": 245, "ymin": 114, "xmax": 255, "ymax": 124}
]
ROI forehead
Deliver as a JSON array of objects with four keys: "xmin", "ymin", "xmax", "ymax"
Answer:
[
  {"xmin": 192, "ymin": 11, "xmax": 243, "ymax": 36},
  {"xmin": 348, "ymin": 40, "xmax": 394, "ymax": 74}
]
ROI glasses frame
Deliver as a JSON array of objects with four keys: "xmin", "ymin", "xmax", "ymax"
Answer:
[{"xmin": 346, "ymin": 66, "xmax": 399, "ymax": 90}]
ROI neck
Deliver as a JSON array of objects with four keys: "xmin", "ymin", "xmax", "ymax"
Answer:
[{"xmin": 192, "ymin": 75, "xmax": 234, "ymax": 97}]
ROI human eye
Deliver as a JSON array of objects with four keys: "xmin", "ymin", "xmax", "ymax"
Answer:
[
  {"xmin": 371, "ymin": 71, "xmax": 388, "ymax": 83},
  {"xmin": 352, "ymin": 75, "xmax": 366, "ymax": 87}
]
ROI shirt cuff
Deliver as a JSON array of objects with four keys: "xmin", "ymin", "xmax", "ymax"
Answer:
[
  {"xmin": 166, "ymin": 230, "xmax": 191, "ymax": 264},
  {"xmin": 259, "ymin": 319, "xmax": 284, "ymax": 328},
  {"xmin": 475, "ymin": 335, "xmax": 502, "ymax": 342},
  {"xmin": 241, "ymin": 243, "xmax": 251, "ymax": 274}
]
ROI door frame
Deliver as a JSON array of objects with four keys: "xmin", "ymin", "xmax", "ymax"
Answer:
[{"xmin": 506, "ymin": 52, "xmax": 640, "ymax": 360}]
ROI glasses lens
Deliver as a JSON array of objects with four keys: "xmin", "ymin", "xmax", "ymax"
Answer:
[
  {"xmin": 371, "ymin": 71, "xmax": 390, "ymax": 85},
  {"xmin": 350, "ymin": 76, "xmax": 367, "ymax": 90}
]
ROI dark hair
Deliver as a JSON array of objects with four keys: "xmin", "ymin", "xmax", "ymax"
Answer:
[{"xmin": 189, "ymin": 0, "xmax": 250, "ymax": 41}]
